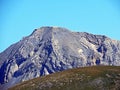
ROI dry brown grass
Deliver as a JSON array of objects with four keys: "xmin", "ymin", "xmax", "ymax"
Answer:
[{"xmin": 9, "ymin": 66, "xmax": 120, "ymax": 90}]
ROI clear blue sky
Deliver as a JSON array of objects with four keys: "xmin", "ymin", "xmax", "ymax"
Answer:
[{"xmin": 0, "ymin": 0, "xmax": 120, "ymax": 52}]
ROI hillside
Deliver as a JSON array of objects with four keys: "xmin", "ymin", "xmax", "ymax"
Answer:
[{"xmin": 9, "ymin": 66, "xmax": 120, "ymax": 90}]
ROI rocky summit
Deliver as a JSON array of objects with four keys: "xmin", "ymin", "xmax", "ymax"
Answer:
[{"xmin": 0, "ymin": 26, "xmax": 120, "ymax": 89}]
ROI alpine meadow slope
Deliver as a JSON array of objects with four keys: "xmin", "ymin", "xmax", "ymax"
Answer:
[
  {"xmin": 9, "ymin": 66, "xmax": 120, "ymax": 90},
  {"xmin": 0, "ymin": 26, "xmax": 120, "ymax": 89}
]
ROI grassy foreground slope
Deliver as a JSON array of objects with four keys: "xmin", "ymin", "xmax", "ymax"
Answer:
[{"xmin": 9, "ymin": 66, "xmax": 120, "ymax": 90}]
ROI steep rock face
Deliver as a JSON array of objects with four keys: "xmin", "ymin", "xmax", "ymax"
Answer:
[{"xmin": 0, "ymin": 26, "xmax": 120, "ymax": 89}]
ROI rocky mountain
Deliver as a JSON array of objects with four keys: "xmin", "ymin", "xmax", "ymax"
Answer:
[
  {"xmin": 0, "ymin": 26, "xmax": 120, "ymax": 89},
  {"xmin": 8, "ymin": 66, "xmax": 120, "ymax": 90}
]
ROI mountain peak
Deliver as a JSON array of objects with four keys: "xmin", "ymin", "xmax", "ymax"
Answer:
[
  {"xmin": 0, "ymin": 26, "xmax": 120, "ymax": 90},
  {"xmin": 31, "ymin": 26, "xmax": 69, "ymax": 36},
  {"xmin": 39, "ymin": 26, "xmax": 67, "ymax": 29}
]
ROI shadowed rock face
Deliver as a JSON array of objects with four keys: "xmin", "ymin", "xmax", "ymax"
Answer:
[{"xmin": 0, "ymin": 26, "xmax": 120, "ymax": 89}]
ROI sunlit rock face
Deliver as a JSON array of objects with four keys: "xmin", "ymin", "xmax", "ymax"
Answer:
[{"xmin": 0, "ymin": 26, "xmax": 120, "ymax": 89}]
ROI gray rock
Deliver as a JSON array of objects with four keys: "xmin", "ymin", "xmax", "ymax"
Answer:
[{"xmin": 0, "ymin": 26, "xmax": 120, "ymax": 89}]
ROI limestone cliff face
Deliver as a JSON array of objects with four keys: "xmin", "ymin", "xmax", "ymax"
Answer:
[{"xmin": 0, "ymin": 26, "xmax": 120, "ymax": 89}]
